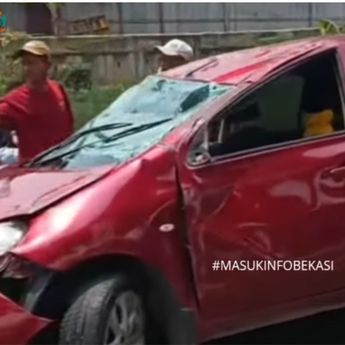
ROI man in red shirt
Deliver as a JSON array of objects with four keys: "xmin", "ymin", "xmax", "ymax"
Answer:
[{"xmin": 0, "ymin": 40, "xmax": 74, "ymax": 163}]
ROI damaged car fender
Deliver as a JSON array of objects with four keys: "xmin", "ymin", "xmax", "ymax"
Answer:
[{"xmin": 11, "ymin": 145, "xmax": 195, "ymax": 308}]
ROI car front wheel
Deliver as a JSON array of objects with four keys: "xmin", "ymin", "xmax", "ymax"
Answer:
[{"xmin": 59, "ymin": 276, "xmax": 145, "ymax": 345}]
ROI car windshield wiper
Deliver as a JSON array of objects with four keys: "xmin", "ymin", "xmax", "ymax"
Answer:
[
  {"xmin": 29, "ymin": 118, "xmax": 173, "ymax": 167},
  {"xmin": 73, "ymin": 122, "xmax": 132, "ymax": 138},
  {"xmin": 28, "ymin": 122, "xmax": 132, "ymax": 167},
  {"xmin": 98, "ymin": 118, "xmax": 173, "ymax": 143}
]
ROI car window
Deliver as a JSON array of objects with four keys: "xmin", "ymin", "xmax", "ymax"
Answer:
[{"xmin": 203, "ymin": 51, "xmax": 345, "ymax": 159}]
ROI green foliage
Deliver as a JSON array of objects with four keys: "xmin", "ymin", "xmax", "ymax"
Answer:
[
  {"xmin": 0, "ymin": 79, "xmax": 7, "ymax": 96},
  {"xmin": 63, "ymin": 63, "xmax": 93, "ymax": 93},
  {"xmin": 0, "ymin": 75, "xmax": 24, "ymax": 96},
  {"xmin": 0, "ymin": 31, "xmax": 27, "ymax": 94},
  {"xmin": 319, "ymin": 19, "xmax": 344, "ymax": 36}
]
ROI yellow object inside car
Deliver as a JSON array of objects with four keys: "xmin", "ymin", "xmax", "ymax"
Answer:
[{"xmin": 304, "ymin": 109, "xmax": 334, "ymax": 137}]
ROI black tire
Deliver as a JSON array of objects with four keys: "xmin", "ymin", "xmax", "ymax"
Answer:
[{"xmin": 59, "ymin": 275, "xmax": 146, "ymax": 345}]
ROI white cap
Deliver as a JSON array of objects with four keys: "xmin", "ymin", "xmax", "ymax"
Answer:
[{"xmin": 155, "ymin": 39, "xmax": 193, "ymax": 61}]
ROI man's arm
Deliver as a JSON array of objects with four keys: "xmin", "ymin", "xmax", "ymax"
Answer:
[
  {"xmin": 0, "ymin": 100, "xmax": 16, "ymax": 130},
  {"xmin": 0, "ymin": 101, "xmax": 18, "ymax": 165}
]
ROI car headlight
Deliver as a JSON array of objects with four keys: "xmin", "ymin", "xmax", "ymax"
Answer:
[{"xmin": 0, "ymin": 221, "xmax": 27, "ymax": 256}]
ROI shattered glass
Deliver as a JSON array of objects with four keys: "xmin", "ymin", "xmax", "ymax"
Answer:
[{"xmin": 32, "ymin": 76, "xmax": 233, "ymax": 169}]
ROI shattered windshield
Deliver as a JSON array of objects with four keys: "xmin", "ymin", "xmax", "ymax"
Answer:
[{"xmin": 31, "ymin": 75, "xmax": 233, "ymax": 169}]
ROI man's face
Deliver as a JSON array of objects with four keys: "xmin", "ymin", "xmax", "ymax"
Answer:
[
  {"xmin": 159, "ymin": 54, "xmax": 186, "ymax": 71},
  {"xmin": 22, "ymin": 52, "xmax": 50, "ymax": 83}
]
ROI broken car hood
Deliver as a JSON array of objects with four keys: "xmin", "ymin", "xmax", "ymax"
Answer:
[{"xmin": 0, "ymin": 166, "xmax": 112, "ymax": 220}]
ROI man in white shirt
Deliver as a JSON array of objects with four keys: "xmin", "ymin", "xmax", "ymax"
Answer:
[{"xmin": 155, "ymin": 39, "xmax": 194, "ymax": 73}]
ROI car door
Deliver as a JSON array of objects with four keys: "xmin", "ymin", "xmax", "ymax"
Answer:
[{"xmin": 177, "ymin": 52, "xmax": 345, "ymax": 337}]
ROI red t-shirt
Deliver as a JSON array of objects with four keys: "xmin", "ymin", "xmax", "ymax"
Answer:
[{"xmin": 0, "ymin": 80, "xmax": 74, "ymax": 162}]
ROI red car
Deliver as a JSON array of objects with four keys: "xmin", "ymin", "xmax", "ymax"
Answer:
[{"xmin": 2, "ymin": 35, "xmax": 345, "ymax": 345}]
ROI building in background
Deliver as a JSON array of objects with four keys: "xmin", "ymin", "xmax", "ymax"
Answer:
[{"xmin": 2, "ymin": 3, "xmax": 345, "ymax": 36}]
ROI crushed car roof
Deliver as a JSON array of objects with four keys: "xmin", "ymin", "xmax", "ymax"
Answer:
[{"xmin": 162, "ymin": 36, "xmax": 345, "ymax": 85}]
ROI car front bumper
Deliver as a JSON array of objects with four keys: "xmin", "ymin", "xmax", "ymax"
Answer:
[{"xmin": 0, "ymin": 292, "xmax": 52, "ymax": 345}]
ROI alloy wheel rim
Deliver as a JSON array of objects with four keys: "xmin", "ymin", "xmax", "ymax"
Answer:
[{"xmin": 104, "ymin": 291, "xmax": 145, "ymax": 345}]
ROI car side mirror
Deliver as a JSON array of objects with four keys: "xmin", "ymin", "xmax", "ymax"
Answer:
[{"xmin": 188, "ymin": 145, "xmax": 211, "ymax": 166}]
